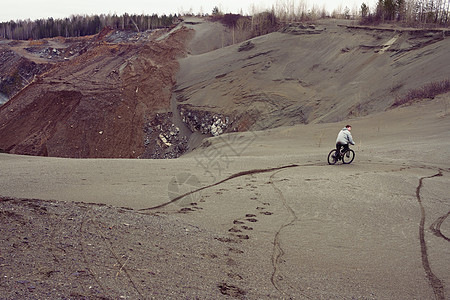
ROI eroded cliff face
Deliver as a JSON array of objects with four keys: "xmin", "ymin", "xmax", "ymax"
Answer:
[
  {"xmin": 0, "ymin": 25, "xmax": 194, "ymax": 158},
  {"xmin": 0, "ymin": 47, "xmax": 51, "ymax": 101}
]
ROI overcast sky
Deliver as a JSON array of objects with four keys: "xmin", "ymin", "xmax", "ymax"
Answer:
[{"xmin": 1, "ymin": 0, "xmax": 377, "ymax": 22}]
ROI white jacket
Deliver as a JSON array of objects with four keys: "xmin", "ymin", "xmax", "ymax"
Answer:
[{"xmin": 336, "ymin": 128, "xmax": 355, "ymax": 145}]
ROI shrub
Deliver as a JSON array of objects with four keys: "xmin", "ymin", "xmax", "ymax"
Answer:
[
  {"xmin": 209, "ymin": 11, "xmax": 280, "ymax": 44},
  {"xmin": 392, "ymin": 79, "xmax": 450, "ymax": 107}
]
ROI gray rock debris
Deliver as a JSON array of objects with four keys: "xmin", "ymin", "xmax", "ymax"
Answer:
[
  {"xmin": 142, "ymin": 113, "xmax": 188, "ymax": 159},
  {"xmin": 238, "ymin": 41, "xmax": 255, "ymax": 52},
  {"xmin": 179, "ymin": 105, "xmax": 230, "ymax": 137},
  {"xmin": 279, "ymin": 23, "xmax": 324, "ymax": 35}
]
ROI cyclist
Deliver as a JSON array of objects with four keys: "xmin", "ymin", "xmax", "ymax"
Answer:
[{"xmin": 335, "ymin": 125, "xmax": 355, "ymax": 159}]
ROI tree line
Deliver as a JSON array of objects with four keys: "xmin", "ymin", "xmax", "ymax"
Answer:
[
  {"xmin": 0, "ymin": 13, "xmax": 178, "ymax": 40},
  {"xmin": 1, "ymin": 1, "xmax": 447, "ymax": 41},
  {"xmin": 245, "ymin": 0, "xmax": 448, "ymax": 26},
  {"xmin": 210, "ymin": 8, "xmax": 278, "ymax": 45},
  {"xmin": 361, "ymin": 0, "xmax": 449, "ymax": 25}
]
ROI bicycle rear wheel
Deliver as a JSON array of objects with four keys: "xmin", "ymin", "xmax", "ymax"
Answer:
[
  {"xmin": 327, "ymin": 149, "xmax": 338, "ymax": 165},
  {"xmin": 342, "ymin": 149, "xmax": 355, "ymax": 164}
]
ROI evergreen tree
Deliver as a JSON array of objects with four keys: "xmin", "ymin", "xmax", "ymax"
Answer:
[{"xmin": 0, "ymin": 13, "xmax": 176, "ymax": 40}]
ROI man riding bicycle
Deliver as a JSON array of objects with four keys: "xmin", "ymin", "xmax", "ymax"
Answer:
[{"xmin": 335, "ymin": 125, "xmax": 355, "ymax": 159}]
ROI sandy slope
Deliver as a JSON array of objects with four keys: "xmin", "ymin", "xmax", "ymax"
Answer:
[
  {"xmin": 175, "ymin": 19, "xmax": 450, "ymax": 131},
  {"xmin": 1, "ymin": 96, "xmax": 449, "ymax": 298}
]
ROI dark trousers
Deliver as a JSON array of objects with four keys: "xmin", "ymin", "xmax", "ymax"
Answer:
[{"xmin": 336, "ymin": 143, "xmax": 349, "ymax": 157}]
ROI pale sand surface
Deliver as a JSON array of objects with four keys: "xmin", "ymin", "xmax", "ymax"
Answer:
[{"xmin": 1, "ymin": 99, "xmax": 449, "ymax": 298}]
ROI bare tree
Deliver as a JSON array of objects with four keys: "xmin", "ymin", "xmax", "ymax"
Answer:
[
  {"xmin": 296, "ymin": 0, "xmax": 308, "ymax": 20},
  {"xmin": 320, "ymin": 4, "xmax": 328, "ymax": 18},
  {"xmin": 332, "ymin": 4, "xmax": 344, "ymax": 19},
  {"xmin": 443, "ymin": 0, "xmax": 449, "ymax": 24}
]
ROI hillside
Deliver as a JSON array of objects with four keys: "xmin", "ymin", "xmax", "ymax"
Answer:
[
  {"xmin": 0, "ymin": 17, "xmax": 449, "ymax": 300},
  {"xmin": 0, "ymin": 18, "xmax": 449, "ymax": 158},
  {"xmin": 0, "ymin": 26, "xmax": 194, "ymax": 158},
  {"xmin": 175, "ymin": 19, "xmax": 449, "ymax": 133}
]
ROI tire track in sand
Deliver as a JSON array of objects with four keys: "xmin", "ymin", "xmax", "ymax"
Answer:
[
  {"xmin": 138, "ymin": 164, "xmax": 303, "ymax": 211},
  {"xmin": 268, "ymin": 170, "xmax": 313, "ymax": 299},
  {"xmin": 137, "ymin": 163, "xmax": 317, "ymax": 298},
  {"xmin": 138, "ymin": 160, "xmax": 447, "ymax": 298},
  {"xmin": 416, "ymin": 170, "xmax": 446, "ymax": 300},
  {"xmin": 430, "ymin": 211, "xmax": 450, "ymax": 242},
  {"xmin": 268, "ymin": 170, "xmax": 297, "ymax": 297}
]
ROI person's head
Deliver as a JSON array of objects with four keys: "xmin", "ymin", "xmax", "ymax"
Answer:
[{"xmin": 345, "ymin": 125, "xmax": 352, "ymax": 131}]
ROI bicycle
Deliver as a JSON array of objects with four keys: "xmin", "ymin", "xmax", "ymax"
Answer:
[{"xmin": 327, "ymin": 147, "xmax": 355, "ymax": 165}]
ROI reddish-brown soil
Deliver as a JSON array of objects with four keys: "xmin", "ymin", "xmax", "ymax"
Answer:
[{"xmin": 0, "ymin": 27, "xmax": 193, "ymax": 158}]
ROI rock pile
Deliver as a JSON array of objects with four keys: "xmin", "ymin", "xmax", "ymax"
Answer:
[
  {"xmin": 279, "ymin": 23, "xmax": 324, "ymax": 35},
  {"xmin": 142, "ymin": 112, "xmax": 188, "ymax": 159},
  {"xmin": 238, "ymin": 41, "xmax": 255, "ymax": 52},
  {"xmin": 0, "ymin": 49, "xmax": 50, "ymax": 99},
  {"xmin": 25, "ymin": 46, "xmax": 66, "ymax": 60},
  {"xmin": 179, "ymin": 105, "xmax": 230, "ymax": 137}
]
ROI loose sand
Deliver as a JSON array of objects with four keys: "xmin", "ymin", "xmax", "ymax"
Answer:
[{"xmin": 1, "ymin": 97, "xmax": 449, "ymax": 299}]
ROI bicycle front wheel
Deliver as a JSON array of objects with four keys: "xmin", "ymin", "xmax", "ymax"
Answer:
[
  {"xmin": 327, "ymin": 149, "xmax": 338, "ymax": 165},
  {"xmin": 342, "ymin": 149, "xmax": 355, "ymax": 164}
]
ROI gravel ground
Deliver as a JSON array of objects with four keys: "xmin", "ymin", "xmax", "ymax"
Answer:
[{"xmin": 0, "ymin": 197, "xmax": 247, "ymax": 299}]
